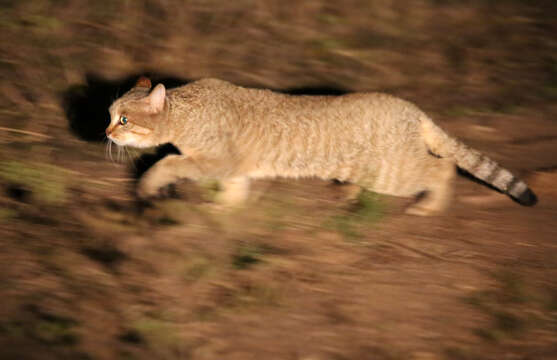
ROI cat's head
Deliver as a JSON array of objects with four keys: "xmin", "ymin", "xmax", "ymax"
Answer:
[{"xmin": 106, "ymin": 77, "xmax": 167, "ymax": 148}]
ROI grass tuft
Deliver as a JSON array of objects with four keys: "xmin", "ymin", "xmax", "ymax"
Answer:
[
  {"xmin": 231, "ymin": 242, "xmax": 280, "ymax": 270},
  {"xmin": 0, "ymin": 160, "xmax": 69, "ymax": 205},
  {"xmin": 327, "ymin": 190, "xmax": 383, "ymax": 240},
  {"xmin": 232, "ymin": 243, "xmax": 265, "ymax": 269},
  {"xmin": 82, "ymin": 244, "xmax": 127, "ymax": 269},
  {"xmin": 464, "ymin": 269, "xmax": 554, "ymax": 343},
  {"xmin": 0, "ymin": 207, "xmax": 17, "ymax": 222}
]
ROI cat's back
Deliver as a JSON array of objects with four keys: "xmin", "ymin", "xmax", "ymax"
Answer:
[
  {"xmin": 169, "ymin": 78, "xmax": 236, "ymax": 100},
  {"xmin": 169, "ymin": 78, "xmax": 425, "ymax": 136},
  {"xmin": 171, "ymin": 78, "xmax": 422, "ymax": 120}
]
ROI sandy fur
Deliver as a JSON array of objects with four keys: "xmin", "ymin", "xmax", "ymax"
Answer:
[{"xmin": 106, "ymin": 78, "xmax": 536, "ymax": 215}]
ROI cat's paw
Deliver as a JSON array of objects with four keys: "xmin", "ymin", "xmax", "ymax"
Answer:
[
  {"xmin": 136, "ymin": 185, "xmax": 157, "ymax": 200},
  {"xmin": 136, "ymin": 183, "xmax": 176, "ymax": 200},
  {"xmin": 404, "ymin": 204, "xmax": 434, "ymax": 216},
  {"xmin": 404, "ymin": 203, "xmax": 444, "ymax": 216}
]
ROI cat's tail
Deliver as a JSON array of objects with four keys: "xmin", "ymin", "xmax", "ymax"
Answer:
[{"xmin": 420, "ymin": 116, "xmax": 537, "ymax": 206}]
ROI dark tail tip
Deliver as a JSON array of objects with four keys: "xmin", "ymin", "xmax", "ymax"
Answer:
[{"xmin": 514, "ymin": 188, "xmax": 538, "ymax": 206}]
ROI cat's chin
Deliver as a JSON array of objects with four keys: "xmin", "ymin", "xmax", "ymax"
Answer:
[{"xmin": 109, "ymin": 138, "xmax": 143, "ymax": 148}]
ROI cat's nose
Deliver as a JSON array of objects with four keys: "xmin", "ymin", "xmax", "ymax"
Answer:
[{"xmin": 105, "ymin": 128, "xmax": 111, "ymax": 137}]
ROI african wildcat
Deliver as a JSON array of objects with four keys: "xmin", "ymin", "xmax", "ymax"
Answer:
[{"xmin": 106, "ymin": 76, "xmax": 537, "ymax": 215}]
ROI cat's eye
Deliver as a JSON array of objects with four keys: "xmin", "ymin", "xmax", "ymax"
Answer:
[{"xmin": 119, "ymin": 115, "xmax": 128, "ymax": 125}]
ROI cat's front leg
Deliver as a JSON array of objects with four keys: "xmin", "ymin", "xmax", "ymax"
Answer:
[
  {"xmin": 214, "ymin": 176, "xmax": 250, "ymax": 207},
  {"xmin": 137, "ymin": 154, "xmax": 206, "ymax": 199}
]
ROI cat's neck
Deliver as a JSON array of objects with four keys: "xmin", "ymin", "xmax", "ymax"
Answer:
[{"xmin": 153, "ymin": 100, "xmax": 177, "ymax": 146}]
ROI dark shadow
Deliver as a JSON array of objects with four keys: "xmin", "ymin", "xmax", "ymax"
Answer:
[
  {"xmin": 282, "ymin": 86, "xmax": 348, "ymax": 96},
  {"xmin": 118, "ymin": 330, "xmax": 145, "ymax": 345},
  {"xmin": 133, "ymin": 143, "xmax": 181, "ymax": 179},
  {"xmin": 6, "ymin": 184, "xmax": 32, "ymax": 203},
  {"xmin": 131, "ymin": 143, "xmax": 182, "ymax": 207},
  {"xmin": 61, "ymin": 72, "xmax": 190, "ymax": 142},
  {"xmin": 82, "ymin": 243, "xmax": 127, "ymax": 270}
]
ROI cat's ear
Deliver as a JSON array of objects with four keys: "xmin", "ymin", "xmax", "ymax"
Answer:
[
  {"xmin": 135, "ymin": 76, "xmax": 152, "ymax": 89},
  {"xmin": 146, "ymin": 84, "xmax": 166, "ymax": 113}
]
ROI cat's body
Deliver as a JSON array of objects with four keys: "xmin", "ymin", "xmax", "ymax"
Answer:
[{"xmin": 106, "ymin": 77, "xmax": 536, "ymax": 215}]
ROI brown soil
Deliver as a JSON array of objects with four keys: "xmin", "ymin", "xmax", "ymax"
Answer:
[{"xmin": 1, "ymin": 1, "xmax": 557, "ymax": 359}]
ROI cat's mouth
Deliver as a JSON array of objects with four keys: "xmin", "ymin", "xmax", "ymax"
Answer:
[
  {"xmin": 106, "ymin": 135, "xmax": 125, "ymax": 146},
  {"xmin": 106, "ymin": 132, "xmax": 131, "ymax": 147},
  {"xmin": 107, "ymin": 135, "xmax": 153, "ymax": 149}
]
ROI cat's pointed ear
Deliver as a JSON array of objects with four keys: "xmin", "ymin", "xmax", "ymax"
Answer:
[
  {"xmin": 146, "ymin": 83, "xmax": 166, "ymax": 113},
  {"xmin": 135, "ymin": 76, "xmax": 152, "ymax": 89}
]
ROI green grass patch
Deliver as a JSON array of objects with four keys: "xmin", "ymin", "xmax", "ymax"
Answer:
[
  {"xmin": 16, "ymin": 306, "xmax": 80, "ymax": 346},
  {"xmin": 132, "ymin": 318, "xmax": 182, "ymax": 352},
  {"xmin": 231, "ymin": 242, "xmax": 280, "ymax": 270},
  {"xmin": 1, "ymin": 317, "xmax": 79, "ymax": 346},
  {"xmin": 198, "ymin": 179, "xmax": 221, "ymax": 202},
  {"xmin": 326, "ymin": 190, "xmax": 383, "ymax": 240},
  {"xmin": 0, "ymin": 207, "xmax": 17, "ymax": 222},
  {"xmin": 0, "ymin": 160, "xmax": 70, "ymax": 205},
  {"xmin": 33, "ymin": 318, "xmax": 79, "ymax": 345},
  {"xmin": 232, "ymin": 243, "xmax": 265, "ymax": 269},
  {"xmin": 464, "ymin": 269, "xmax": 555, "ymax": 343}
]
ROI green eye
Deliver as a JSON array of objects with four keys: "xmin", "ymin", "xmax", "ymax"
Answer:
[{"xmin": 119, "ymin": 115, "xmax": 128, "ymax": 125}]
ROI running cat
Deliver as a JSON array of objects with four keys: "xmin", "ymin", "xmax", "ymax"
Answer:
[{"xmin": 105, "ymin": 77, "xmax": 537, "ymax": 215}]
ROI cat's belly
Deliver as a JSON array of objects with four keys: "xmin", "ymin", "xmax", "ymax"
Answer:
[
  {"xmin": 247, "ymin": 167, "xmax": 315, "ymax": 179},
  {"xmin": 246, "ymin": 158, "xmax": 371, "ymax": 181}
]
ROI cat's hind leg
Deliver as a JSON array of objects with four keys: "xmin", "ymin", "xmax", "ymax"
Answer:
[{"xmin": 405, "ymin": 157, "xmax": 456, "ymax": 216}]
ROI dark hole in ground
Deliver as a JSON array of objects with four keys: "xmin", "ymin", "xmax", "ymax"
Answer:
[
  {"xmin": 6, "ymin": 184, "xmax": 31, "ymax": 203},
  {"xmin": 82, "ymin": 244, "xmax": 127, "ymax": 269},
  {"xmin": 118, "ymin": 330, "xmax": 145, "ymax": 345}
]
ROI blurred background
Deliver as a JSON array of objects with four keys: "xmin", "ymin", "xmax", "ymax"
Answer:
[{"xmin": 1, "ymin": 1, "xmax": 557, "ymax": 359}]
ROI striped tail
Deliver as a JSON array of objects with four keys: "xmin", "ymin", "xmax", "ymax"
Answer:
[{"xmin": 420, "ymin": 117, "xmax": 537, "ymax": 206}]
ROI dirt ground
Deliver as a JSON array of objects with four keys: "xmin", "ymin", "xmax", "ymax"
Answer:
[{"xmin": 1, "ymin": 1, "xmax": 557, "ymax": 359}]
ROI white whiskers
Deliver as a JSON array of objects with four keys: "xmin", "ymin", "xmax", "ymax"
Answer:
[
  {"xmin": 105, "ymin": 138, "xmax": 114, "ymax": 162},
  {"xmin": 124, "ymin": 146, "xmax": 136, "ymax": 169},
  {"xmin": 104, "ymin": 137, "xmax": 136, "ymax": 167}
]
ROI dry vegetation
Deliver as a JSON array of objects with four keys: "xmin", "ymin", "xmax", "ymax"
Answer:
[{"xmin": 1, "ymin": 0, "xmax": 557, "ymax": 359}]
